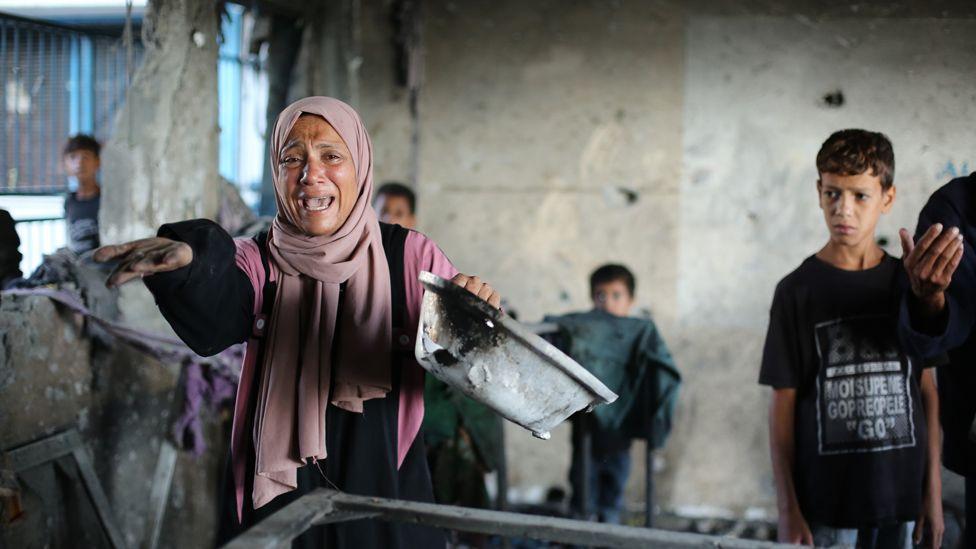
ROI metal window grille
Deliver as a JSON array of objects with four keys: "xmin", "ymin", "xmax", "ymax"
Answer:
[
  {"xmin": 0, "ymin": 13, "xmax": 142, "ymax": 195},
  {"xmin": 0, "ymin": 13, "xmax": 142, "ymax": 276}
]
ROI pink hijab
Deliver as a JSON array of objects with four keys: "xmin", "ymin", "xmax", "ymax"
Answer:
[{"xmin": 251, "ymin": 96, "xmax": 392, "ymax": 508}]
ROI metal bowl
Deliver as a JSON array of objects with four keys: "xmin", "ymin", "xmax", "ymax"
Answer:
[{"xmin": 415, "ymin": 272, "xmax": 618, "ymax": 439}]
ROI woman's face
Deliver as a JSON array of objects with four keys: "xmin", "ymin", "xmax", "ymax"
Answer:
[{"xmin": 277, "ymin": 114, "xmax": 358, "ymax": 236}]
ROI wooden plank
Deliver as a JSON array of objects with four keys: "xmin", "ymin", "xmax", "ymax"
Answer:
[
  {"xmin": 6, "ymin": 429, "xmax": 83, "ymax": 472},
  {"xmin": 312, "ymin": 510, "xmax": 381, "ymax": 525},
  {"xmin": 141, "ymin": 440, "xmax": 178, "ymax": 549},
  {"xmin": 223, "ymin": 491, "xmax": 336, "ymax": 549},
  {"xmin": 7, "ymin": 430, "xmax": 127, "ymax": 548},
  {"xmin": 72, "ymin": 445, "xmax": 128, "ymax": 549},
  {"xmin": 327, "ymin": 490, "xmax": 800, "ymax": 549},
  {"xmin": 19, "ymin": 462, "xmax": 66, "ymax": 547},
  {"xmin": 226, "ymin": 488, "xmax": 800, "ymax": 549}
]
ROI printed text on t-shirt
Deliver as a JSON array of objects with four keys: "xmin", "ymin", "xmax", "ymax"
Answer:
[{"xmin": 814, "ymin": 316, "xmax": 916, "ymax": 455}]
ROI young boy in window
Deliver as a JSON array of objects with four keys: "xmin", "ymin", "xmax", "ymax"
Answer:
[
  {"xmin": 760, "ymin": 130, "xmax": 944, "ymax": 548},
  {"xmin": 62, "ymin": 134, "xmax": 102, "ymax": 254}
]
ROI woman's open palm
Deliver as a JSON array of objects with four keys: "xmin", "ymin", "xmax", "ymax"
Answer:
[{"xmin": 93, "ymin": 237, "xmax": 193, "ymax": 287}]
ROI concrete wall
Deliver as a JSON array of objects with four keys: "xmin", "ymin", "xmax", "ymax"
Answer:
[
  {"xmin": 358, "ymin": 0, "xmax": 416, "ymax": 187},
  {"xmin": 357, "ymin": 1, "xmax": 976, "ymax": 517}
]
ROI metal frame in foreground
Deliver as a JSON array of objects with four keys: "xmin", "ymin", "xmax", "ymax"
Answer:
[{"xmin": 224, "ymin": 489, "xmax": 799, "ymax": 549}]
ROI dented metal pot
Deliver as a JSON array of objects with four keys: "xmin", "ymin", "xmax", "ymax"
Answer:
[{"xmin": 415, "ymin": 271, "xmax": 618, "ymax": 440}]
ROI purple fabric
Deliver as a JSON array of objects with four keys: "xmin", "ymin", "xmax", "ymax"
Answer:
[{"xmin": 171, "ymin": 351, "xmax": 242, "ymax": 457}]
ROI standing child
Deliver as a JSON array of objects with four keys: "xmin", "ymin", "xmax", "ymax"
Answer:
[
  {"xmin": 62, "ymin": 134, "xmax": 102, "ymax": 254},
  {"xmin": 551, "ymin": 264, "xmax": 680, "ymax": 524},
  {"xmin": 760, "ymin": 130, "xmax": 944, "ymax": 548}
]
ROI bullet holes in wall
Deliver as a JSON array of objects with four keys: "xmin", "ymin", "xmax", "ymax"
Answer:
[{"xmin": 823, "ymin": 90, "xmax": 845, "ymax": 108}]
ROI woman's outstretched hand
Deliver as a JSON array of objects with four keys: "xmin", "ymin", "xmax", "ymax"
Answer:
[
  {"xmin": 93, "ymin": 237, "xmax": 193, "ymax": 288},
  {"xmin": 451, "ymin": 273, "xmax": 502, "ymax": 309}
]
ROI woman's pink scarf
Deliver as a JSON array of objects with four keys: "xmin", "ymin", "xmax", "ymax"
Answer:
[{"xmin": 251, "ymin": 96, "xmax": 392, "ymax": 508}]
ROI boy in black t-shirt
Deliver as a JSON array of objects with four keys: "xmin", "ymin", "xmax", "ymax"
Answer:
[{"xmin": 760, "ymin": 130, "xmax": 944, "ymax": 548}]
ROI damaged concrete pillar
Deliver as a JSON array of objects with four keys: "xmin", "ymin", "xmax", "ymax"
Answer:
[
  {"xmin": 99, "ymin": 0, "xmax": 221, "ymax": 245},
  {"xmin": 97, "ymin": 0, "xmax": 221, "ymax": 332}
]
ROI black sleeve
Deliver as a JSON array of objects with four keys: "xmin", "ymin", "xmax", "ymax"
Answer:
[
  {"xmin": 758, "ymin": 281, "xmax": 801, "ymax": 388},
  {"xmin": 142, "ymin": 219, "xmax": 254, "ymax": 357},
  {"xmin": 897, "ymin": 184, "xmax": 976, "ymax": 358}
]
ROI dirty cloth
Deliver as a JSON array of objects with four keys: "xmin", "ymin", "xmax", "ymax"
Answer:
[
  {"xmin": 16, "ymin": 249, "xmax": 76, "ymax": 288},
  {"xmin": 546, "ymin": 309, "xmax": 681, "ymax": 448},
  {"xmin": 14, "ymin": 248, "xmax": 121, "ymax": 348},
  {"xmin": 256, "ymin": 96, "xmax": 392, "ymax": 509},
  {"xmin": 172, "ymin": 358, "xmax": 240, "ymax": 457}
]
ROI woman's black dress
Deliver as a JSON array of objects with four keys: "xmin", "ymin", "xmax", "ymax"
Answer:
[{"xmin": 144, "ymin": 219, "xmax": 445, "ymax": 548}]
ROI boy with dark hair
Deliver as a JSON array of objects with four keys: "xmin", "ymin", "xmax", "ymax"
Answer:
[
  {"xmin": 760, "ymin": 129, "xmax": 943, "ymax": 548},
  {"xmin": 590, "ymin": 264, "xmax": 636, "ymax": 317},
  {"xmin": 372, "ymin": 181, "xmax": 416, "ymax": 229},
  {"xmin": 551, "ymin": 263, "xmax": 680, "ymax": 524},
  {"xmin": 62, "ymin": 134, "xmax": 102, "ymax": 254}
]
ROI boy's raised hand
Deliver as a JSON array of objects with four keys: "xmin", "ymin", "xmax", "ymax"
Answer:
[
  {"xmin": 899, "ymin": 224, "xmax": 964, "ymax": 315},
  {"xmin": 93, "ymin": 237, "xmax": 193, "ymax": 288}
]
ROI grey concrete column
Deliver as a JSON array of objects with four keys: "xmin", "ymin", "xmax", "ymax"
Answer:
[{"xmin": 99, "ymin": 0, "xmax": 221, "ymax": 245}]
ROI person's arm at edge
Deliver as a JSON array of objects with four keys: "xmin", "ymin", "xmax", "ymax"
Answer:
[
  {"xmin": 913, "ymin": 369, "xmax": 945, "ymax": 549},
  {"xmin": 898, "ymin": 189, "xmax": 975, "ymax": 357},
  {"xmin": 769, "ymin": 388, "xmax": 814, "ymax": 545}
]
